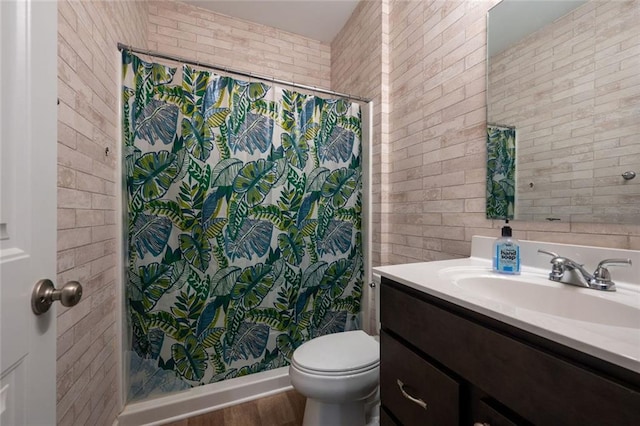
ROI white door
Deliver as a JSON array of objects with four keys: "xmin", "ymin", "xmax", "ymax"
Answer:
[{"xmin": 0, "ymin": 0, "xmax": 58, "ymax": 425}]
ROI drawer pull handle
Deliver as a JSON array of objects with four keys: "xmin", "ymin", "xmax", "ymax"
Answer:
[
  {"xmin": 473, "ymin": 423, "xmax": 490, "ymax": 426},
  {"xmin": 396, "ymin": 379, "xmax": 427, "ymax": 410}
]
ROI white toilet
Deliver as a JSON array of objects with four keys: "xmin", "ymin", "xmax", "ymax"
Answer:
[
  {"xmin": 289, "ymin": 275, "xmax": 382, "ymax": 426},
  {"xmin": 289, "ymin": 330, "xmax": 379, "ymax": 426}
]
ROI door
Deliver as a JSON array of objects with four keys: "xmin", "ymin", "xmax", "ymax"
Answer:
[{"xmin": 0, "ymin": 0, "xmax": 57, "ymax": 425}]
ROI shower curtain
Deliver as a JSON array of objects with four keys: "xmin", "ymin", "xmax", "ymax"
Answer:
[
  {"xmin": 121, "ymin": 52, "xmax": 363, "ymax": 401},
  {"xmin": 486, "ymin": 125, "xmax": 516, "ymax": 220}
]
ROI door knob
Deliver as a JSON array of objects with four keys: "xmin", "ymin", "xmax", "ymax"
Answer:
[{"xmin": 31, "ymin": 279, "xmax": 83, "ymax": 315}]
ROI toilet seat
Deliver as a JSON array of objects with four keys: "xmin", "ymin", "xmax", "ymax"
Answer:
[
  {"xmin": 291, "ymin": 330, "xmax": 379, "ymax": 376},
  {"xmin": 291, "ymin": 360, "xmax": 379, "ymax": 376}
]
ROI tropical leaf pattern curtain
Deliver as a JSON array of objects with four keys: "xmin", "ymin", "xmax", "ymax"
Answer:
[
  {"xmin": 486, "ymin": 125, "xmax": 516, "ymax": 219},
  {"xmin": 122, "ymin": 52, "xmax": 363, "ymax": 401}
]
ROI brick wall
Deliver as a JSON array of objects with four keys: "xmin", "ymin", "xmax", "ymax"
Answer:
[
  {"xmin": 331, "ymin": 0, "xmax": 390, "ymax": 331},
  {"xmin": 56, "ymin": 1, "xmax": 148, "ymax": 425},
  {"xmin": 331, "ymin": 0, "xmax": 390, "ymax": 267},
  {"xmin": 382, "ymin": 0, "xmax": 640, "ymax": 264},
  {"xmin": 489, "ymin": 0, "xmax": 640, "ymax": 223},
  {"xmin": 147, "ymin": 1, "xmax": 331, "ymax": 89},
  {"xmin": 384, "ymin": 0, "xmax": 488, "ymax": 263}
]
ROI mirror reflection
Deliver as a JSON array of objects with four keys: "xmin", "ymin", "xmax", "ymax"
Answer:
[{"xmin": 486, "ymin": 0, "xmax": 640, "ymax": 224}]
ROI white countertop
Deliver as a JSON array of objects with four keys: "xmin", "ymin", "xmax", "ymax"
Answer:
[{"xmin": 373, "ymin": 236, "xmax": 640, "ymax": 374}]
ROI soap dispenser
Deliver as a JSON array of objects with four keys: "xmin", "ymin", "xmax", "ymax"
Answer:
[{"xmin": 493, "ymin": 220, "xmax": 520, "ymax": 275}]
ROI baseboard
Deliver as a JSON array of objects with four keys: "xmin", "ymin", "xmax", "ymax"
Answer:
[{"xmin": 116, "ymin": 367, "xmax": 291, "ymax": 426}]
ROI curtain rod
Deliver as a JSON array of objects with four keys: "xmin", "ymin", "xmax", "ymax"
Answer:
[
  {"xmin": 488, "ymin": 122, "xmax": 516, "ymax": 130},
  {"xmin": 117, "ymin": 42, "xmax": 371, "ymax": 103}
]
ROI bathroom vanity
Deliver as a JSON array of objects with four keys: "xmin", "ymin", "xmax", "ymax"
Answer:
[{"xmin": 374, "ymin": 237, "xmax": 640, "ymax": 426}]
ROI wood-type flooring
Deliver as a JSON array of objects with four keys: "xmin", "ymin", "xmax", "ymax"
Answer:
[{"xmin": 163, "ymin": 389, "xmax": 306, "ymax": 426}]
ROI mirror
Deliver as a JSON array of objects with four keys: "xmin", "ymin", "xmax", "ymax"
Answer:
[{"xmin": 486, "ymin": 0, "xmax": 640, "ymax": 224}]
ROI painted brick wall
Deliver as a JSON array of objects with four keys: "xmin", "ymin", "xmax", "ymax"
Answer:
[
  {"xmin": 489, "ymin": 0, "xmax": 640, "ymax": 223},
  {"xmin": 147, "ymin": 1, "xmax": 331, "ymax": 89},
  {"xmin": 56, "ymin": 1, "xmax": 148, "ymax": 425},
  {"xmin": 331, "ymin": 0, "xmax": 390, "ymax": 331},
  {"xmin": 383, "ymin": 0, "xmax": 640, "ymax": 264},
  {"xmin": 384, "ymin": 0, "xmax": 489, "ymax": 263},
  {"xmin": 331, "ymin": 0, "xmax": 390, "ymax": 267}
]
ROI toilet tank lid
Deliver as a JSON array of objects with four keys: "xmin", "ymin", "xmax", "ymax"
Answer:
[{"xmin": 292, "ymin": 330, "xmax": 379, "ymax": 373}]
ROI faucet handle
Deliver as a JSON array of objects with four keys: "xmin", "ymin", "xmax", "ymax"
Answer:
[
  {"xmin": 596, "ymin": 258, "xmax": 632, "ymax": 269},
  {"xmin": 538, "ymin": 249, "xmax": 559, "ymax": 258},
  {"xmin": 593, "ymin": 258, "xmax": 632, "ymax": 279},
  {"xmin": 537, "ymin": 249, "xmax": 565, "ymax": 280}
]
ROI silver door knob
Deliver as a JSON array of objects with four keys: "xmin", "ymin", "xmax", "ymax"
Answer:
[{"xmin": 31, "ymin": 279, "xmax": 83, "ymax": 315}]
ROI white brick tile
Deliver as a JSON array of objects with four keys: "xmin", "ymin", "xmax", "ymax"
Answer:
[
  {"xmin": 58, "ymin": 188, "xmax": 92, "ymax": 210},
  {"xmin": 57, "ymin": 0, "xmax": 148, "ymax": 423}
]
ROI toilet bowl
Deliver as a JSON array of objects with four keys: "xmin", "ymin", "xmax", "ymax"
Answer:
[{"xmin": 289, "ymin": 330, "xmax": 380, "ymax": 426}]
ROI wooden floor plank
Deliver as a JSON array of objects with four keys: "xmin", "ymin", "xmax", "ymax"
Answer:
[
  {"xmin": 222, "ymin": 399, "xmax": 261, "ymax": 426},
  {"xmin": 162, "ymin": 390, "xmax": 305, "ymax": 426},
  {"xmin": 286, "ymin": 390, "xmax": 306, "ymax": 423},
  {"xmin": 183, "ymin": 409, "xmax": 225, "ymax": 426},
  {"xmin": 256, "ymin": 392, "xmax": 297, "ymax": 426}
]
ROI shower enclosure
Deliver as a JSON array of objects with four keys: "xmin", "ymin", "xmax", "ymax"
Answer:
[{"xmin": 121, "ymin": 50, "xmax": 369, "ymax": 403}]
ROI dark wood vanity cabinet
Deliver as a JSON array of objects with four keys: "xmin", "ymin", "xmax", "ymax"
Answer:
[{"xmin": 380, "ymin": 278, "xmax": 640, "ymax": 426}]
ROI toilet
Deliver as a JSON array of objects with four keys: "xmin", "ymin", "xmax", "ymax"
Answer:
[
  {"xmin": 289, "ymin": 275, "xmax": 381, "ymax": 426},
  {"xmin": 289, "ymin": 330, "xmax": 379, "ymax": 426}
]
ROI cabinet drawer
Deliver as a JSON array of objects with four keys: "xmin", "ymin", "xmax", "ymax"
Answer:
[
  {"xmin": 472, "ymin": 398, "xmax": 520, "ymax": 426},
  {"xmin": 380, "ymin": 406, "xmax": 398, "ymax": 426},
  {"xmin": 380, "ymin": 330, "xmax": 459, "ymax": 426},
  {"xmin": 381, "ymin": 280, "xmax": 640, "ymax": 425}
]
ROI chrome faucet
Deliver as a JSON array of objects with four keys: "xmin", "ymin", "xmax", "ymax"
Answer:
[{"xmin": 537, "ymin": 249, "xmax": 632, "ymax": 291}]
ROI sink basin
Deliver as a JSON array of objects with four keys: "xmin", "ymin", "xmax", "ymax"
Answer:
[{"xmin": 449, "ymin": 272, "xmax": 640, "ymax": 328}]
